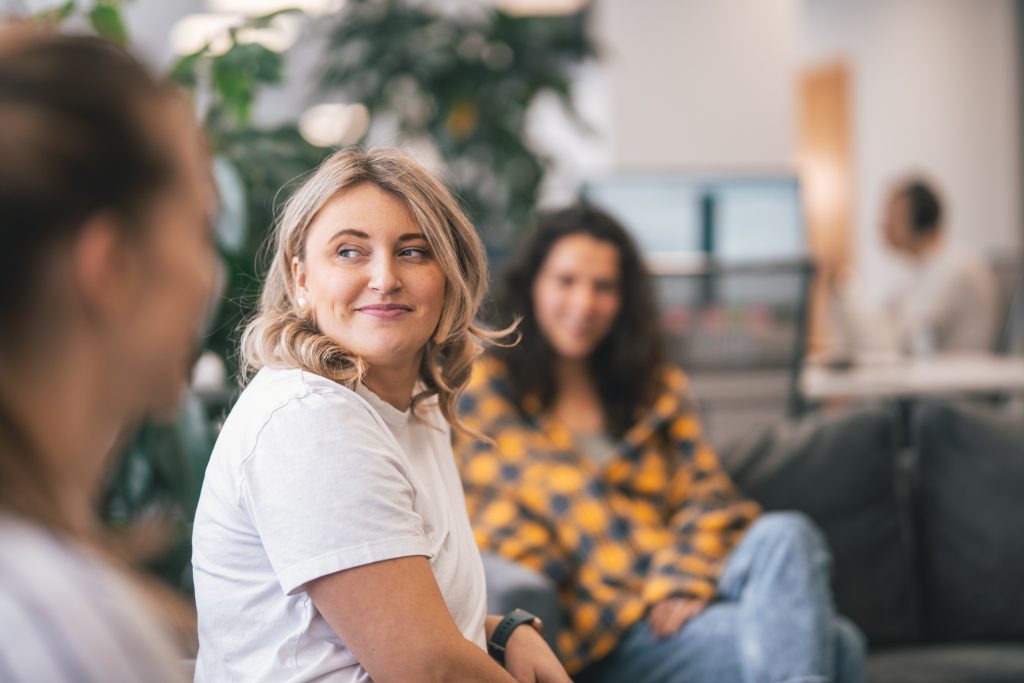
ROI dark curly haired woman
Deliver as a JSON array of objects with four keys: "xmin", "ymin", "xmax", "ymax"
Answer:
[{"xmin": 457, "ymin": 204, "xmax": 866, "ymax": 683}]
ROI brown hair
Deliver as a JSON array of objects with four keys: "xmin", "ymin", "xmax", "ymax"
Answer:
[
  {"xmin": 0, "ymin": 25, "xmax": 196, "ymax": 647},
  {"xmin": 0, "ymin": 25, "xmax": 177, "ymax": 533},
  {"xmin": 493, "ymin": 204, "xmax": 667, "ymax": 437}
]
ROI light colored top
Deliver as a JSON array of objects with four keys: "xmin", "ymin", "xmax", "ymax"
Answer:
[
  {"xmin": 802, "ymin": 352, "xmax": 1024, "ymax": 401},
  {"xmin": 192, "ymin": 367, "xmax": 487, "ymax": 683},
  {"xmin": 836, "ymin": 238, "xmax": 999, "ymax": 355},
  {"xmin": 0, "ymin": 515, "xmax": 185, "ymax": 683},
  {"xmin": 573, "ymin": 431, "xmax": 618, "ymax": 467}
]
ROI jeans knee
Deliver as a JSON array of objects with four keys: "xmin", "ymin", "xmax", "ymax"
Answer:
[
  {"xmin": 835, "ymin": 617, "xmax": 866, "ymax": 655},
  {"xmin": 833, "ymin": 617, "xmax": 868, "ymax": 682},
  {"xmin": 750, "ymin": 511, "xmax": 829, "ymax": 561}
]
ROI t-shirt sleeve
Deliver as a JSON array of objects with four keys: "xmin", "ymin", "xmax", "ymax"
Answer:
[{"xmin": 240, "ymin": 387, "xmax": 431, "ymax": 595}]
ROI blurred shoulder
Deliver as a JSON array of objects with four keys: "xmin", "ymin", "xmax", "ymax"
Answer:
[
  {"xmin": 468, "ymin": 354, "xmax": 509, "ymax": 386},
  {"xmin": 460, "ymin": 355, "xmax": 522, "ymax": 424},
  {"xmin": 0, "ymin": 517, "xmax": 183, "ymax": 683},
  {"xmin": 659, "ymin": 364, "xmax": 691, "ymax": 395}
]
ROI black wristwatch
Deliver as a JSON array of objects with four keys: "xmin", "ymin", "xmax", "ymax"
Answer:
[{"xmin": 487, "ymin": 608, "xmax": 544, "ymax": 666}]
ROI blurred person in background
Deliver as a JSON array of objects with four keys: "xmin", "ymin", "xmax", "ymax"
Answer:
[
  {"xmin": 0, "ymin": 26, "xmax": 219, "ymax": 683},
  {"xmin": 457, "ymin": 205, "xmax": 866, "ymax": 683},
  {"xmin": 832, "ymin": 177, "xmax": 998, "ymax": 356},
  {"xmin": 191, "ymin": 148, "xmax": 568, "ymax": 683}
]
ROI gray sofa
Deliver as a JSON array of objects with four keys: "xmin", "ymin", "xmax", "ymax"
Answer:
[{"xmin": 483, "ymin": 401, "xmax": 1024, "ymax": 682}]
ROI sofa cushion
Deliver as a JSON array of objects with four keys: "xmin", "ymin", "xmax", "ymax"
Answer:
[
  {"xmin": 718, "ymin": 405, "xmax": 920, "ymax": 645},
  {"xmin": 914, "ymin": 401, "xmax": 1024, "ymax": 641},
  {"xmin": 867, "ymin": 644, "xmax": 1024, "ymax": 683}
]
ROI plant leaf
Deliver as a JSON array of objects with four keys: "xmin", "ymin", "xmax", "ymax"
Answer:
[
  {"xmin": 245, "ymin": 7, "xmax": 304, "ymax": 30},
  {"xmin": 36, "ymin": 1, "xmax": 76, "ymax": 24},
  {"xmin": 169, "ymin": 50, "xmax": 206, "ymax": 89},
  {"xmin": 89, "ymin": 4, "xmax": 129, "ymax": 45}
]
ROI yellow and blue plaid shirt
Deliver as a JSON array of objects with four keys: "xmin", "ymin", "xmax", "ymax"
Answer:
[{"xmin": 455, "ymin": 356, "xmax": 761, "ymax": 673}]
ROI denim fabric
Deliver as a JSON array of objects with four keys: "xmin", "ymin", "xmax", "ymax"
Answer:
[{"xmin": 575, "ymin": 512, "xmax": 866, "ymax": 683}]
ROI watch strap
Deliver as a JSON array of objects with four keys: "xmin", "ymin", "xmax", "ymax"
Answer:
[{"xmin": 487, "ymin": 608, "xmax": 542, "ymax": 666}]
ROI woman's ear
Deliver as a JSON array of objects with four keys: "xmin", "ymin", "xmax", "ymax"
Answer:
[
  {"xmin": 291, "ymin": 256, "xmax": 308, "ymax": 306},
  {"xmin": 73, "ymin": 213, "xmax": 137, "ymax": 321}
]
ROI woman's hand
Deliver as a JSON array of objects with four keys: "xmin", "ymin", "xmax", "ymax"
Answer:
[
  {"xmin": 504, "ymin": 623, "xmax": 572, "ymax": 683},
  {"xmin": 648, "ymin": 597, "xmax": 708, "ymax": 638}
]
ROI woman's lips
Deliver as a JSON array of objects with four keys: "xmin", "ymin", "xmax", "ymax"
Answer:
[{"xmin": 357, "ymin": 303, "xmax": 413, "ymax": 320}]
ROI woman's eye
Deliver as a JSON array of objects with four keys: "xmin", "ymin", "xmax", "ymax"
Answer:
[
  {"xmin": 399, "ymin": 247, "xmax": 430, "ymax": 258},
  {"xmin": 338, "ymin": 247, "xmax": 361, "ymax": 258}
]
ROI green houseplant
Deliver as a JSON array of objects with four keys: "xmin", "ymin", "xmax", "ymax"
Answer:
[{"xmin": 318, "ymin": 0, "xmax": 596, "ymax": 247}]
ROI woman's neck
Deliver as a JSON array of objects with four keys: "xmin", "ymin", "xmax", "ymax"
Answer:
[
  {"xmin": 0, "ymin": 340, "xmax": 124, "ymax": 534},
  {"xmin": 554, "ymin": 356, "xmax": 594, "ymax": 391},
  {"xmin": 363, "ymin": 354, "xmax": 423, "ymax": 411},
  {"xmin": 552, "ymin": 355, "xmax": 606, "ymax": 435}
]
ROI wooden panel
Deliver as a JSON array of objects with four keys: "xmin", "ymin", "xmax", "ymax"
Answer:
[{"xmin": 798, "ymin": 62, "xmax": 853, "ymax": 352}]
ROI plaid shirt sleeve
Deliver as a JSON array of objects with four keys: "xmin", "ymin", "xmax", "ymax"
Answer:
[{"xmin": 641, "ymin": 368, "xmax": 761, "ymax": 604}]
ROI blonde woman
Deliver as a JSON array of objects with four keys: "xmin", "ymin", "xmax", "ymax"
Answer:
[{"xmin": 192, "ymin": 149, "xmax": 569, "ymax": 683}]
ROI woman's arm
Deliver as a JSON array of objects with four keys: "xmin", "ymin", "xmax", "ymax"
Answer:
[
  {"xmin": 308, "ymin": 555, "xmax": 515, "ymax": 683},
  {"xmin": 640, "ymin": 382, "xmax": 760, "ymax": 633},
  {"xmin": 484, "ymin": 616, "xmax": 571, "ymax": 683}
]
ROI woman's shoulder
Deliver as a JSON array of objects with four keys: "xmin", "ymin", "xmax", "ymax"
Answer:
[
  {"xmin": 217, "ymin": 367, "xmax": 388, "ymax": 460},
  {"xmin": 467, "ymin": 353, "xmax": 510, "ymax": 390},
  {"xmin": 462, "ymin": 355, "xmax": 518, "ymax": 411},
  {"xmin": 658, "ymin": 364, "xmax": 690, "ymax": 394},
  {"xmin": 236, "ymin": 367, "xmax": 375, "ymax": 424}
]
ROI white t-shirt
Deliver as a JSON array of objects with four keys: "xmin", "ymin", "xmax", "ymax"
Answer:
[
  {"xmin": 0, "ymin": 515, "xmax": 186, "ymax": 683},
  {"xmin": 192, "ymin": 367, "xmax": 488, "ymax": 683}
]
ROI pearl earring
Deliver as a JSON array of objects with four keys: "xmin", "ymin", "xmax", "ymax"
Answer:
[{"xmin": 297, "ymin": 296, "xmax": 307, "ymax": 308}]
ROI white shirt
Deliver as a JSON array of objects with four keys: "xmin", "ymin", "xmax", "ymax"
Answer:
[
  {"xmin": 192, "ymin": 367, "xmax": 487, "ymax": 683},
  {"xmin": 836, "ymin": 238, "xmax": 999, "ymax": 355},
  {"xmin": 0, "ymin": 515, "xmax": 186, "ymax": 683}
]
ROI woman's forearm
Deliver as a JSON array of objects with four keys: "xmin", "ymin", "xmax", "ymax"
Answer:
[{"xmin": 427, "ymin": 637, "xmax": 517, "ymax": 683}]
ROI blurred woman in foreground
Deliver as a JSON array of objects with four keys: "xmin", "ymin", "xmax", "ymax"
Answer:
[
  {"xmin": 458, "ymin": 205, "xmax": 866, "ymax": 683},
  {"xmin": 0, "ymin": 26, "xmax": 218, "ymax": 682}
]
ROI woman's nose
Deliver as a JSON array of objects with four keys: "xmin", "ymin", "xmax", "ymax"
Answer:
[
  {"xmin": 569, "ymin": 285, "xmax": 599, "ymax": 316},
  {"xmin": 368, "ymin": 255, "xmax": 401, "ymax": 294}
]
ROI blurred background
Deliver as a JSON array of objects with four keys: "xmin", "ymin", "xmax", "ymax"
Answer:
[{"xmin": 3, "ymin": 0, "xmax": 1022, "ymax": 605}]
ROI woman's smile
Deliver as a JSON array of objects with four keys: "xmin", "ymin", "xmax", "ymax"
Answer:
[{"xmin": 356, "ymin": 303, "xmax": 414, "ymax": 319}]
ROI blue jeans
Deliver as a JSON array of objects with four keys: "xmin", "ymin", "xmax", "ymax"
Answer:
[{"xmin": 575, "ymin": 512, "xmax": 867, "ymax": 683}]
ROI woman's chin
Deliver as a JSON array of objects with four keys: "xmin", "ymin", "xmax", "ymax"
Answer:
[
  {"xmin": 352, "ymin": 343, "xmax": 427, "ymax": 373},
  {"xmin": 551, "ymin": 343, "xmax": 598, "ymax": 362}
]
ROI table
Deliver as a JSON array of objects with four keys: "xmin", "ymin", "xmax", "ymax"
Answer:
[{"xmin": 801, "ymin": 353, "xmax": 1024, "ymax": 402}]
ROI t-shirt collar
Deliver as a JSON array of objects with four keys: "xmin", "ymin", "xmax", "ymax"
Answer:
[{"xmin": 355, "ymin": 381, "xmax": 412, "ymax": 428}]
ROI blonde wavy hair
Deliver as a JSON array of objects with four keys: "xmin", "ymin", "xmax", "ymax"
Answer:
[{"xmin": 241, "ymin": 147, "xmax": 508, "ymax": 435}]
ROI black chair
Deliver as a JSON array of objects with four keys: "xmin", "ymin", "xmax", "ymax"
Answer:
[{"xmin": 651, "ymin": 256, "xmax": 814, "ymax": 447}]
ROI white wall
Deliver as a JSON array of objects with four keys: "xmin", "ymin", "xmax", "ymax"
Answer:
[
  {"xmin": 802, "ymin": 0, "xmax": 1022, "ymax": 299},
  {"xmin": 593, "ymin": 0, "xmax": 800, "ymax": 170},
  {"xmin": 576, "ymin": 0, "xmax": 1021, "ymax": 294}
]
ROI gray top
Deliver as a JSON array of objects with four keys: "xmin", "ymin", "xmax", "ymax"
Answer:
[{"xmin": 574, "ymin": 431, "xmax": 618, "ymax": 467}]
